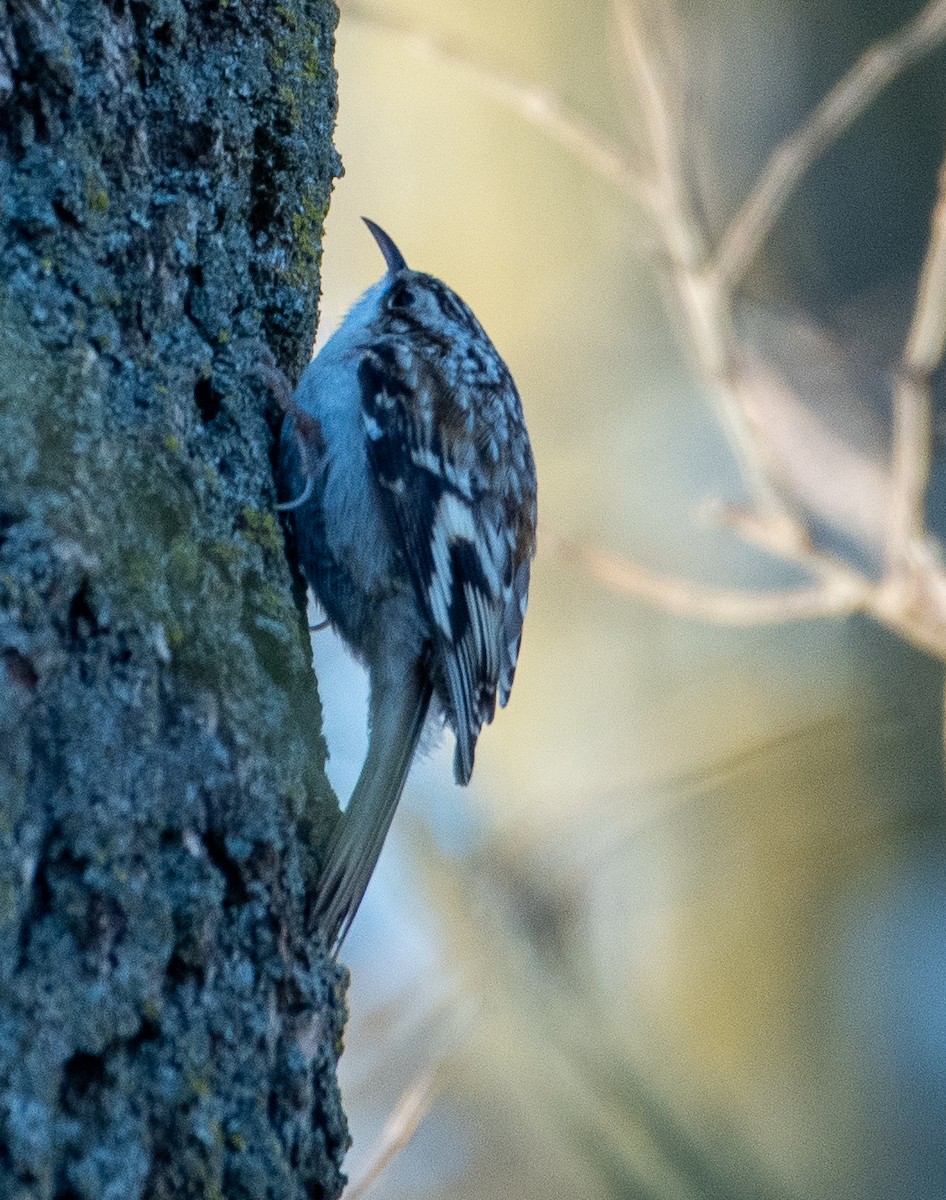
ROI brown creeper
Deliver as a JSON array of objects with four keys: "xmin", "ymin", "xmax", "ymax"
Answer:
[{"xmin": 279, "ymin": 219, "xmax": 537, "ymax": 949}]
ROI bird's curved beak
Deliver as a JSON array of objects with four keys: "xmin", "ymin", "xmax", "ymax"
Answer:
[{"xmin": 363, "ymin": 217, "xmax": 408, "ymax": 273}]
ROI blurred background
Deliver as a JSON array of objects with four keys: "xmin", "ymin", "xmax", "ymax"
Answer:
[{"xmin": 309, "ymin": 2, "xmax": 946, "ymax": 1197}]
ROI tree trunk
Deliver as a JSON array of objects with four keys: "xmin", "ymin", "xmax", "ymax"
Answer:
[{"xmin": 0, "ymin": 1, "xmax": 348, "ymax": 1196}]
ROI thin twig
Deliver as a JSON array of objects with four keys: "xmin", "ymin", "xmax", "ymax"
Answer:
[
  {"xmin": 613, "ymin": 0, "xmax": 801, "ymax": 522},
  {"xmin": 611, "ymin": 3, "xmax": 699, "ymax": 270},
  {"xmin": 342, "ymin": 992, "xmax": 477, "ymax": 1200},
  {"xmin": 716, "ymin": 0, "xmax": 946, "ymax": 287},
  {"xmin": 718, "ymin": 506, "xmax": 946, "ymax": 659},
  {"xmin": 612, "ymin": 3, "xmax": 709, "ymax": 318},
  {"xmin": 905, "ymin": 146, "xmax": 946, "ymax": 376},
  {"xmin": 888, "ymin": 145, "xmax": 946, "ymax": 576},
  {"xmin": 557, "ymin": 535, "xmax": 867, "ymax": 624},
  {"xmin": 888, "ymin": 372, "xmax": 935, "ymax": 571},
  {"xmin": 339, "ymin": 0, "xmax": 651, "ymax": 207},
  {"xmin": 344, "ymin": 1070, "xmax": 439, "ymax": 1200},
  {"xmin": 710, "ymin": 504, "xmax": 840, "ymax": 577}
]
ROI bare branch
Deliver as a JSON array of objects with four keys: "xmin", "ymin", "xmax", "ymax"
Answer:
[
  {"xmin": 709, "ymin": 504, "xmax": 867, "ymax": 585},
  {"xmin": 556, "ymin": 535, "xmax": 867, "ymax": 624},
  {"xmin": 870, "ymin": 557, "xmax": 946, "ymax": 658},
  {"xmin": 612, "ymin": 2, "xmax": 699, "ymax": 269},
  {"xmin": 887, "ymin": 375, "xmax": 934, "ymax": 572},
  {"xmin": 887, "ymin": 145, "xmax": 946, "ymax": 575},
  {"xmin": 716, "ymin": 0, "xmax": 946, "ymax": 287},
  {"xmin": 905, "ymin": 148, "xmax": 946, "ymax": 376},
  {"xmin": 613, "ymin": 0, "xmax": 804, "ymax": 524},
  {"xmin": 607, "ymin": 2, "xmax": 946, "ymax": 656},
  {"xmin": 720, "ymin": 506, "xmax": 946, "ymax": 660}
]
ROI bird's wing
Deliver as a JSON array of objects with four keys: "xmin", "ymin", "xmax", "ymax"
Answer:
[{"xmin": 358, "ymin": 341, "xmax": 535, "ymax": 784}]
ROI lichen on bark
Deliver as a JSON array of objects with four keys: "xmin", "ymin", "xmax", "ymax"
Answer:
[{"xmin": 0, "ymin": 1, "xmax": 348, "ymax": 1196}]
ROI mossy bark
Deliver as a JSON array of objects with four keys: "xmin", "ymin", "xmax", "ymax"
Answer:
[{"xmin": 0, "ymin": 1, "xmax": 347, "ymax": 1196}]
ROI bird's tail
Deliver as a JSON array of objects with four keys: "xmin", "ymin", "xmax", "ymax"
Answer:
[{"xmin": 315, "ymin": 664, "xmax": 433, "ymax": 951}]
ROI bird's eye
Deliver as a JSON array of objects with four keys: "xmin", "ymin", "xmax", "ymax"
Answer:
[{"xmin": 389, "ymin": 282, "xmax": 415, "ymax": 310}]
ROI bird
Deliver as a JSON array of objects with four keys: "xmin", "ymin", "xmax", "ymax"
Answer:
[{"xmin": 278, "ymin": 218, "xmax": 537, "ymax": 950}]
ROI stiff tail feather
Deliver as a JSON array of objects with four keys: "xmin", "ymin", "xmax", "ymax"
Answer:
[{"xmin": 315, "ymin": 667, "xmax": 433, "ymax": 950}]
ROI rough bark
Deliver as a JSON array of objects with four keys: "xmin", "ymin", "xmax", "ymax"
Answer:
[{"xmin": 0, "ymin": 1, "xmax": 348, "ymax": 1197}]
